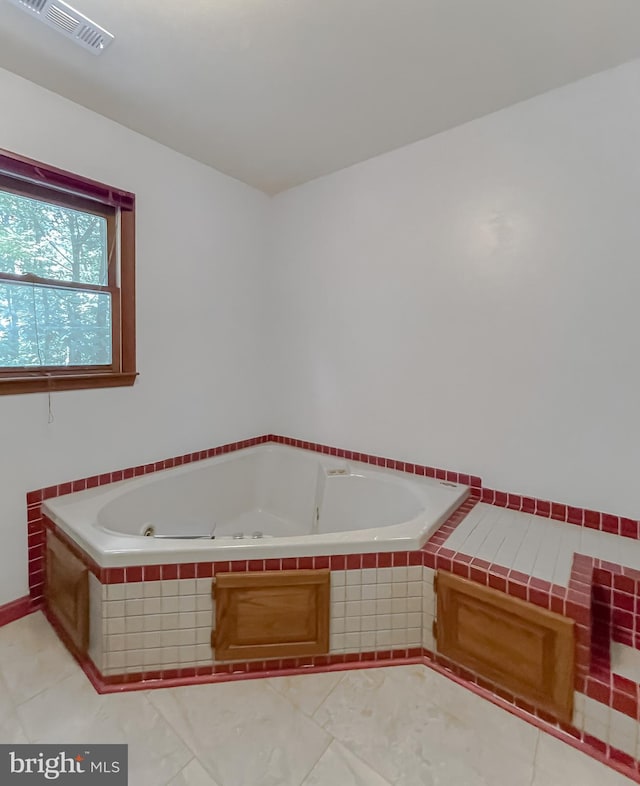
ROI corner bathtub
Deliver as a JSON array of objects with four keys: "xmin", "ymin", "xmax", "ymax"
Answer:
[{"xmin": 43, "ymin": 444, "xmax": 469, "ymax": 567}]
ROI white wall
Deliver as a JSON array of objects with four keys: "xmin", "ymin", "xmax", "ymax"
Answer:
[
  {"xmin": 0, "ymin": 68, "xmax": 272, "ymax": 605},
  {"xmin": 270, "ymin": 60, "xmax": 640, "ymax": 520}
]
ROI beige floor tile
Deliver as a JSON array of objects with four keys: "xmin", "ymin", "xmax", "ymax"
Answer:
[
  {"xmin": 148, "ymin": 679, "xmax": 330, "ymax": 786},
  {"xmin": 267, "ymin": 671, "xmax": 343, "ymax": 717},
  {"xmin": 17, "ymin": 670, "xmax": 191, "ymax": 784},
  {"xmin": 302, "ymin": 740, "xmax": 391, "ymax": 786},
  {"xmin": 166, "ymin": 758, "xmax": 222, "ymax": 786},
  {"xmin": 0, "ymin": 612, "xmax": 78, "ymax": 704},
  {"xmin": 534, "ymin": 732, "xmax": 636, "ymax": 785}
]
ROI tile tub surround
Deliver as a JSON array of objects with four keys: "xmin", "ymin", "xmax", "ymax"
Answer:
[
  {"xmin": 12, "ymin": 435, "xmax": 640, "ymax": 782},
  {"xmin": 31, "ymin": 498, "xmax": 640, "ymax": 782}
]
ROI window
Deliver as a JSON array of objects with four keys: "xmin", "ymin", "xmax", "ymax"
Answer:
[{"xmin": 0, "ymin": 149, "xmax": 136, "ymax": 394}]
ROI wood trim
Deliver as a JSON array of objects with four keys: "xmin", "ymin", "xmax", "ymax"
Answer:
[
  {"xmin": 0, "ymin": 372, "xmax": 137, "ymax": 395},
  {"xmin": 436, "ymin": 571, "xmax": 574, "ymax": 723},
  {"xmin": 0, "ymin": 151, "xmax": 137, "ymax": 394},
  {"xmin": 119, "ymin": 208, "xmax": 136, "ymax": 374},
  {"xmin": 215, "ymin": 570, "xmax": 330, "ymax": 661},
  {"xmin": 0, "ymin": 148, "xmax": 135, "ymax": 209}
]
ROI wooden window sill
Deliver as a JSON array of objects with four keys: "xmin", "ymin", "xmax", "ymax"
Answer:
[{"xmin": 0, "ymin": 372, "xmax": 138, "ymax": 395}]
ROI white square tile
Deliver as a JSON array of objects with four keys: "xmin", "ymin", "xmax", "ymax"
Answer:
[
  {"xmin": 179, "ymin": 579, "xmax": 197, "ymax": 595},
  {"xmin": 391, "ymin": 598, "xmax": 407, "ymax": 614},
  {"xmin": 125, "ymin": 582, "xmax": 144, "ymax": 600},
  {"xmin": 143, "ymin": 598, "xmax": 162, "ymax": 615},
  {"xmin": 196, "ymin": 595, "xmax": 213, "ymax": 611},
  {"xmin": 143, "ymin": 582, "xmax": 162, "ymax": 598},
  {"xmin": 331, "ymin": 585, "xmax": 346, "ymax": 602},
  {"xmin": 376, "ymin": 599, "xmax": 391, "ymax": 615},
  {"xmin": 105, "ymin": 600, "xmax": 125, "ymax": 618},
  {"xmin": 162, "ymin": 580, "xmax": 180, "ymax": 597},
  {"xmin": 125, "ymin": 649, "xmax": 145, "ymax": 668},
  {"xmin": 161, "ymin": 596, "xmax": 181, "ymax": 614},
  {"xmin": 331, "ymin": 571, "xmax": 346, "ymax": 587},
  {"xmin": 106, "ymin": 634, "xmax": 125, "ymax": 652},
  {"xmin": 407, "ymin": 612, "xmax": 421, "ymax": 629},
  {"xmin": 194, "ymin": 644, "xmax": 212, "ymax": 661},
  {"xmin": 407, "ymin": 582, "xmax": 422, "ymax": 598},
  {"xmin": 407, "ymin": 596, "xmax": 422, "ymax": 613},
  {"xmin": 343, "ymin": 633, "xmax": 360, "ymax": 650},
  {"xmin": 178, "ymin": 596, "xmax": 197, "ymax": 612},
  {"xmin": 143, "ymin": 615, "xmax": 163, "ymax": 632},
  {"xmin": 376, "ymin": 568, "xmax": 392, "ymax": 584},
  {"xmin": 331, "ymin": 602, "xmax": 345, "ymax": 619},
  {"xmin": 178, "ymin": 612, "xmax": 197, "ymax": 629},
  {"xmin": 330, "ymin": 633, "xmax": 345, "ymax": 651},
  {"xmin": 344, "ymin": 617, "xmax": 361, "ymax": 633},
  {"xmin": 195, "ymin": 610, "xmax": 213, "ymax": 628},
  {"xmin": 407, "ymin": 566, "xmax": 422, "ymax": 582},
  {"xmin": 391, "ymin": 583, "xmax": 408, "ymax": 598},
  {"xmin": 391, "ymin": 629, "xmax": 408, "ymax": 646},
  {"xmin": 106, "ymin": 584, "xmax": 126, "ymax": 601},
  {"xmin": 161, "ymin": 613, "xmax": 180, "ymax": 631},
  {"xmin": 106, "ymin": 617, "xmax": 125, "ymax": 635},
  {"xmin": 391, "ymin": 614, "xmax": 407, "ymax": 630},
  {"xmin": 124, "ymin": 632, "xmax": 144, "ymax": 650},
  {"xmin": 361, "ymin": 569, "xmax": 377, "ymax": 584},
  {"xmin": 361, "ymin": 584, "xmax": 376, "ymax": 601},
  {"xmin": 125, "ymin": 599, "xmax": 144, "ymax": 616},
  {"xmin": 332, "ymin": 618, "xmax": 345, "ymax": 634},
  {"xmin": 196, "ymin": 578, "xmax": 213, "ymax": 594},
  {"xmin": 391, "ymin": 566, "xmax": 408, "ymax": 582},
  {"xmin": 376, "ymin": 630, "xmax": 392, "ymax": 647},
  {"xmin": 345, "ymin": 585, "xmax": 361, "ymax": 602},
  {"xmin": 125, "ymin": 615, "xmax": 145, "ymax": 633},
  {"xmin": 375, "ymin": 584, "xmax": 392, "ymax": 599},
  {"xmin": 360, "ymin": 600, "xmax": 376, "ymax": 616},
  {"xmin": 345, "ymin": 601, "xmax": 362, "ymax": 617},
  {"xmin": 407, "ymin": 628, "xmax": 421, "ymax": 646},
  {"xmin": 375, "ymin": 615, "xmax": 391, "ymax": 630},
  {"xmin": 360, "ymin": 631, "xmax": 376, "ymax": 649},
  {"xmin": 142, "ymin": 631, "xmax": 162, "ymax": 648},
  {"xmin": 345, "ymin": 571, "xmax": 361, "ymax": 586},
  {"xmin": 178, "ymin": 645, "xmax": 196, "ymax": 664}
]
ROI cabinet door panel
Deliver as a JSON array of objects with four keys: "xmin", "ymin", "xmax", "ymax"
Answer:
[
  {"xmin": 436, "ymin": 571, "xmax": 574, "ymax": 722},
  {"xmin": 215, "ymin": 570, "xmax": 330, "ymax": 661},
  {"xmin": 45, "ymin": 531, "xmax": 89, "ymax": 653}
]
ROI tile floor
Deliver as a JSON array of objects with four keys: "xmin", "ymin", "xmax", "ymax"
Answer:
[{"xmin": 0, "ymin": 612, "xmax": 635, "ymax": 785}]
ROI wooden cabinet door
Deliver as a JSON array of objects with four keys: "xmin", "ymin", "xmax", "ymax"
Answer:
[
  {"xmin": 45, "ymin": 531, "xmax": 89, "ymax": 654},
  {"xmin": 214, "ymin": 570, "xmax": 329, "ymax": 661},
  {"xmin": 436, "ymin": 571, "xmax": 574, "ymax": 722}
]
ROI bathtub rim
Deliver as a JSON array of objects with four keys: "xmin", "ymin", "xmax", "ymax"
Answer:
[{"xmin": 42, "ymin": 443, "xmax": 470, "ymax": 568}]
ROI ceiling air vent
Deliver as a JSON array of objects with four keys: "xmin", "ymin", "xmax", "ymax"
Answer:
[{"xmin": 8, "ymin": 0, "xmax": 115, "ymax": 54}]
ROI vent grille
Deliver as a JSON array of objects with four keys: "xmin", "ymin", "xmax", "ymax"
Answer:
[
  {"xmin": 8, "ymin": 0, "xmax": 114, "ymax": 54},
  {"xmin": 18, "ymin": 0, "xmax": 48, "ymax": 11},
  {"xmin": 45, "ymin": 4, "xmax": 77, "ymax": 33}
]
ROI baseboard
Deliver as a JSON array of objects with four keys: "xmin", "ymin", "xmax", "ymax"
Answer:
[{"xmin": 0, "ymin": 594, "xmax": 41, "ymax": 627}]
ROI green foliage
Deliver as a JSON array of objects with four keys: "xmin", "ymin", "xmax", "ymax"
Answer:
[{"xmin": 0, "ymin": 191, "xmax": 111, "ymax": 367}]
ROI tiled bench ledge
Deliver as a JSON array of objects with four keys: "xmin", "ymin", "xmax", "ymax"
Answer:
[{"xmin": 427, "ymin": 499, "xmax": 640, "ymax": 781}]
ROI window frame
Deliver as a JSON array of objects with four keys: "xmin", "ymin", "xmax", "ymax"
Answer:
[{"xmin": 0, "ymin": 149, "xmax": 137, "ymax": 395}]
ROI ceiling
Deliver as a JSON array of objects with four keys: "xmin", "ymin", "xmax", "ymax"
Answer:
[{"xmin": 1, "ymin": 0, "xmax": 640, "ymax": 194}]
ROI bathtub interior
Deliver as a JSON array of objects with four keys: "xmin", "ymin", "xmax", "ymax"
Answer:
[{"xmin": 96, "ymin": 447, "xmax": 428, "ymax": 540}]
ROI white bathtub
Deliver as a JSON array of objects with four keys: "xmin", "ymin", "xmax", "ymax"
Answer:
[{"xmin": 42, "ymin": 444, "xmax": 469, "ymax": 567}]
